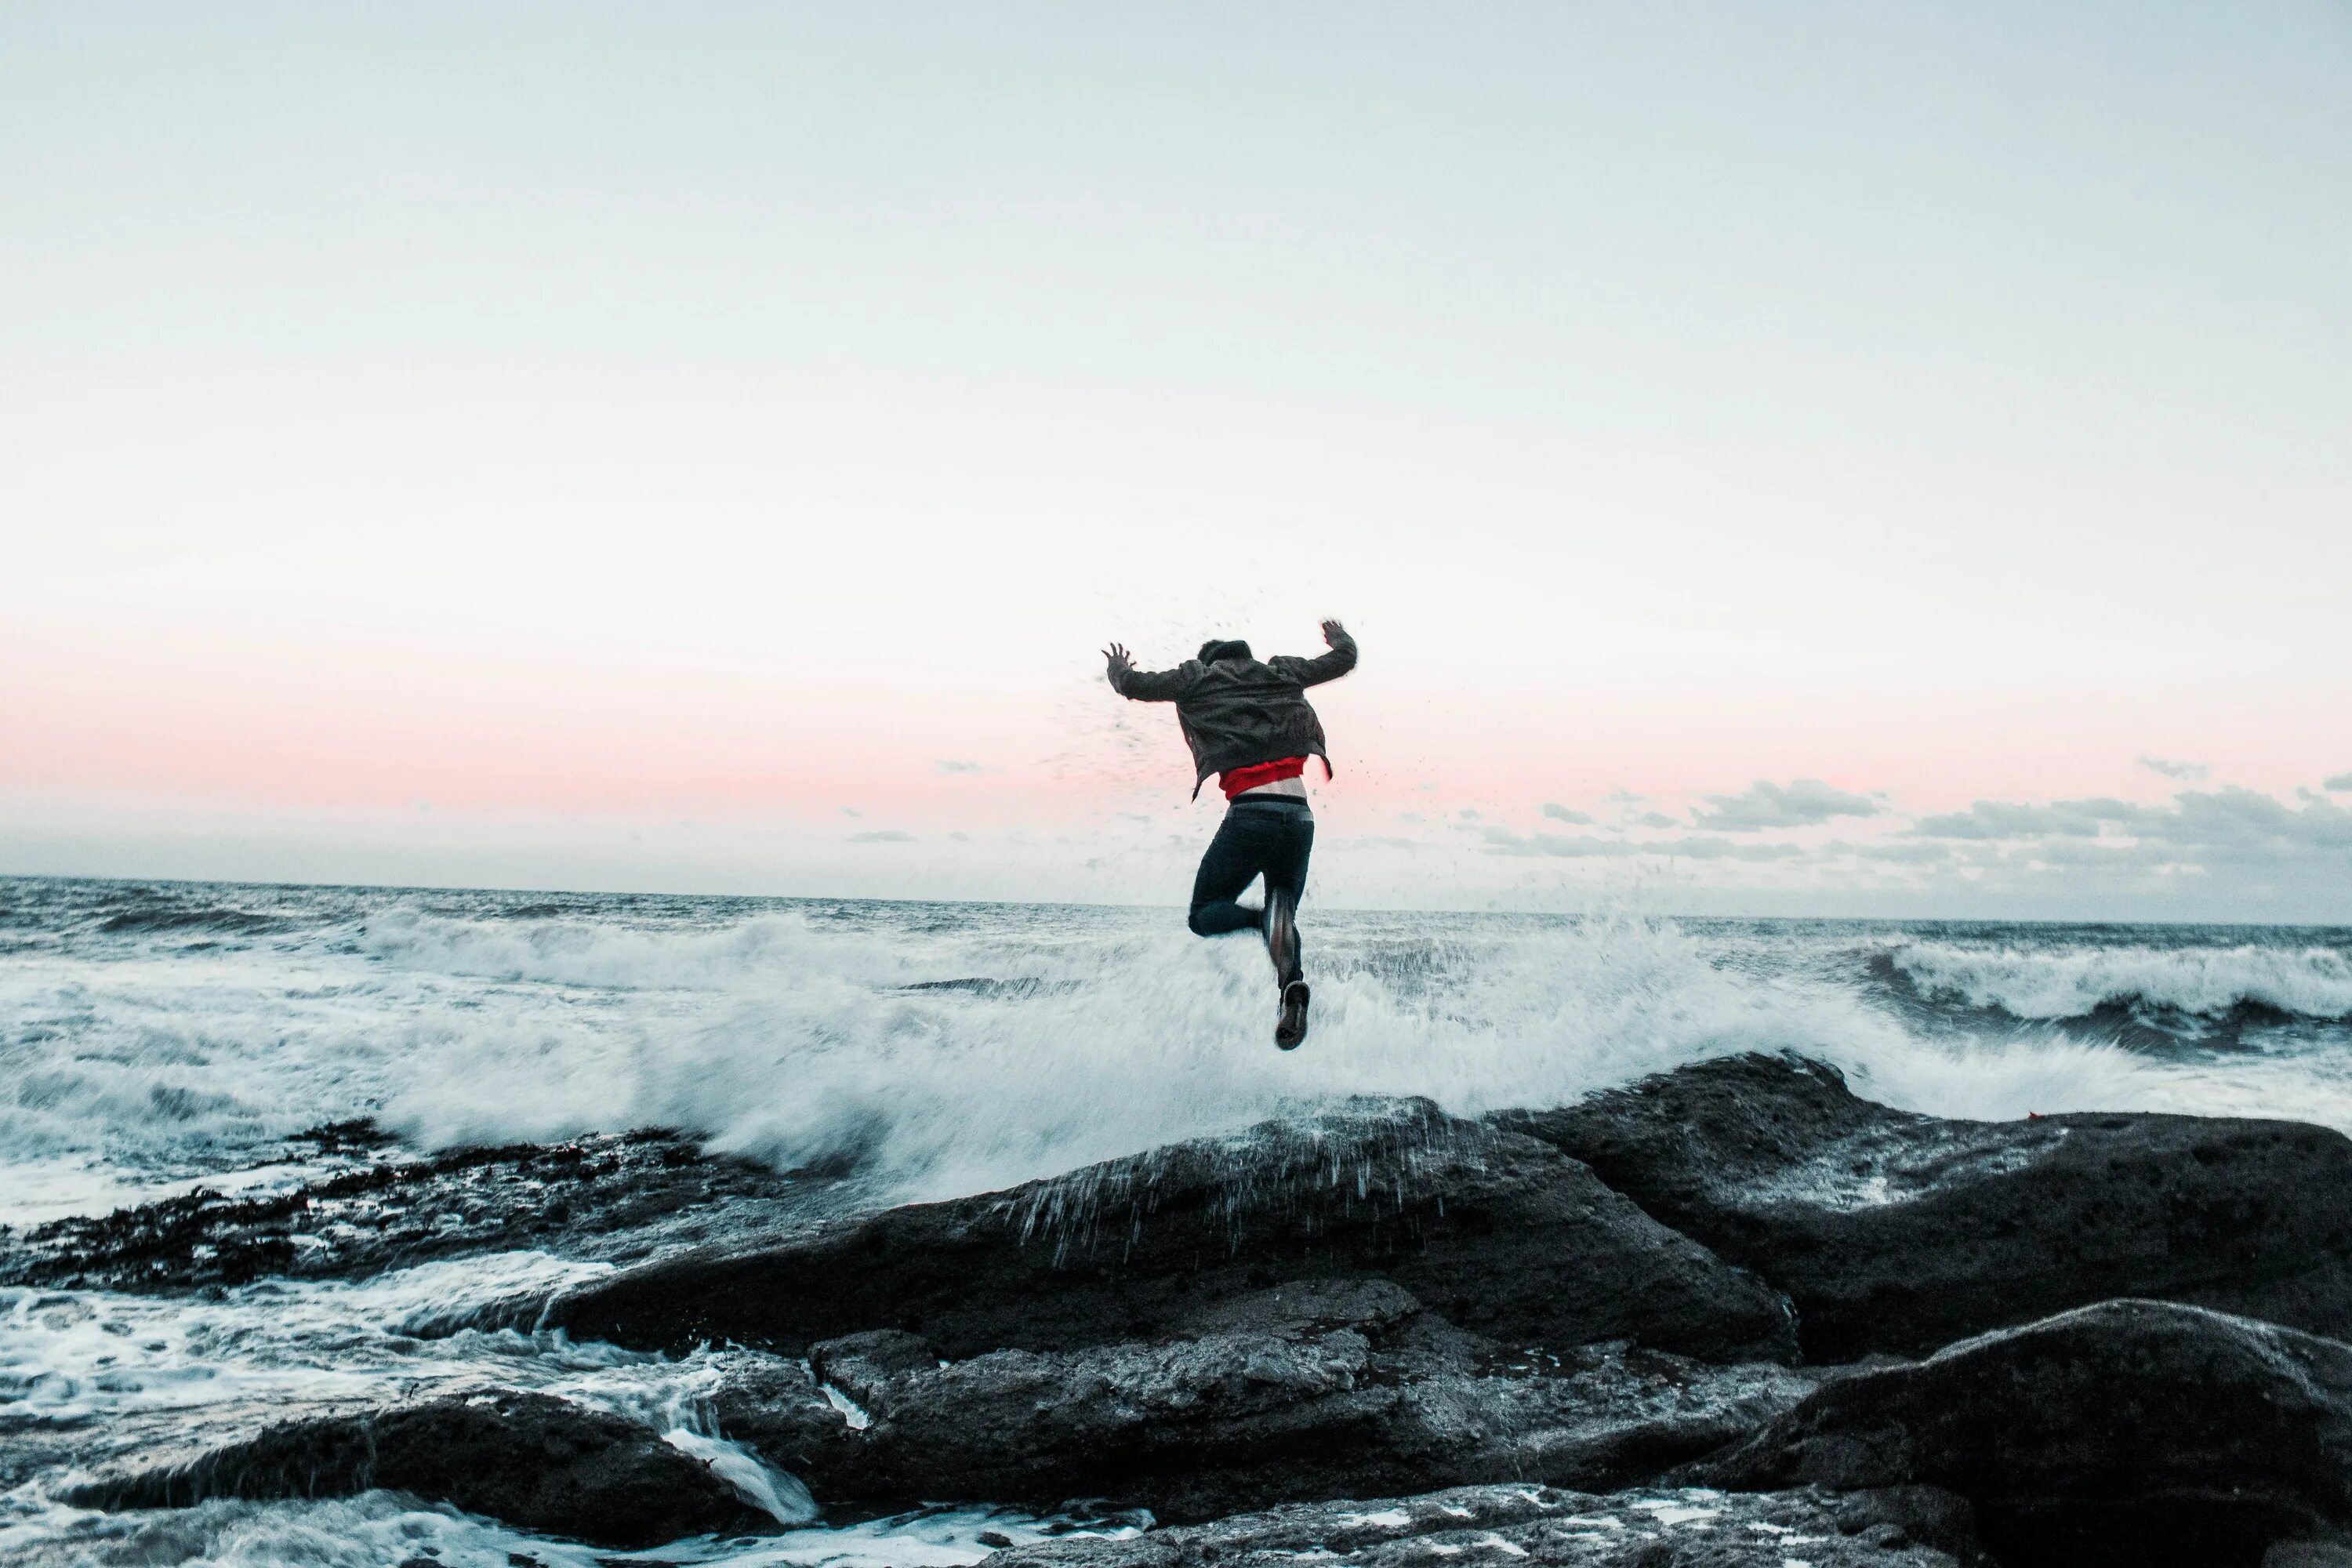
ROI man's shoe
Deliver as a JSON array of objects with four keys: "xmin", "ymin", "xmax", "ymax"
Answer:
[{"xmin": 1276, "ymin": 981, "xmax": 1311, "ymax": 1050}]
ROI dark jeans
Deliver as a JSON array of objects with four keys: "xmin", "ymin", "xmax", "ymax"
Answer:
[{"xmin": 1188, "ymin": 800, "xmax": 1314, "ymax": 969}]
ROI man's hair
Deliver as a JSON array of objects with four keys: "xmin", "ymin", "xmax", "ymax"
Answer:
[{"xmin": 1198, "ymin": 638, "xmax": 1253, "ymax": 663}]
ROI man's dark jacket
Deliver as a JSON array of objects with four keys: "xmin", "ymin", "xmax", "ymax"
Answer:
[{"xmin": 1109, "ymin": 630, "xmax": 1358, "ymax": 797}]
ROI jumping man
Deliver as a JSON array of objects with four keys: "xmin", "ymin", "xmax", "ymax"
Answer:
[{"xmin": 1103, "ymin": 619, "xmax": 1358, "ymax": 1049}]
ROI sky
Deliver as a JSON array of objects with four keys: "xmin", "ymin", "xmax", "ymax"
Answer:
[{"xmin": 4, "ymin": 2, "xmax": 2350, "ymax": 920}]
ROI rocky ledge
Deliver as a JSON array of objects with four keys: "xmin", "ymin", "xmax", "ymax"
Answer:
[
  {"xmin": 45, "ymin": 1054, "xmax": 2352, "ymax": 1567},
  {"xmin": 987, "ymin": 1482, "xmax": 1987, "ymax": 1567},
  {"xmin": 710, "ymin": 1281, "xmax": 1819, "ymax": 1524},
  {"xmin": 546, "ymin": 1098, "xmax": 1802, "ymax": 1363},
  {"xmin": 1686, "ymin": 1298, "xmax": 2352, "ymax": 1568},
  {"xmin": 64, "ymin": 1390, "xmax": 769, "ymax": 1549},
  {"xmin": 1498, "ymin": 1053, "xmax": 2352, "ymax": 1359},
  {"xmin": 0, "ymin": 1124, "xmax": 855, "ymax": 1294}
]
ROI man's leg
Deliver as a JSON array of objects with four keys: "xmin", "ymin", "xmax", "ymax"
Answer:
[
  {"xmin": 1188, "ymin": 810, "xmax": 1272, "ymax": 937},
  {"xmin": 1261, "ymin": 812, "xmax": 1315, "ymax": 1049},
  {"xmin": 1262, "ymin": 813, "xmax": 1316, "ymax": 989}
]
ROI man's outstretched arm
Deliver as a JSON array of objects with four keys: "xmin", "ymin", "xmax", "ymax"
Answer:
[
  {"xmin": 1272, "ymin": 619, "xmax": 1358, "ymax": 687},
  {"xmin": 1104, "ymin": 642, "xmax": 1195, "ymax": 701}
]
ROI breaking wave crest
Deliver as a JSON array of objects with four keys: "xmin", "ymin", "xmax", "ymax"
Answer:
[
  {"xmin": 361, "ymin": 907, "xmax": 2168, "ymax": 1201},
  {"xmin": 9, "ymin": 877, "xmax": 2350, "ymax": 1218},
  {"xmin": 1889, "ymin": 939, "xmax": 2352, "ymax": 1024}
]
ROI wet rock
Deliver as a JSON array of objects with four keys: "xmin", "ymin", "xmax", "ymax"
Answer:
[
  {"xmin": 0, "ymin": 1127, "xmax": 859, "ymax": 1297},
  {"xmin": 978, "ymin": 1481, "xmax": 1978, "ymax": 1566},
  {"xmin": 62, "ymin": 1389, "xmax": 769, "ymax": 1549},
  {"xmin": 554, "ymin": 1102, "xmax": 1798, "ymax": 1365},
  {"xmin": 1690, "ymin": 1298, "xmax": 2352, "ymax": 1568},
  {"xmin": 1178, "ymin": 1276, "xmax": 1426, "ymax": 1338},
  {"xmin": 718, "ymin": 1283, "xmax": 1814, "ymax": 1523},
  {"xmin": 811, "ymin": 1327, "xmax": 943, "ymax": 1391},
  {"xmin": 0, "ymin": 1407, "xmax": 95, "ymax": 1491},
  {"xmin": 707, "ymin": 1356, "xmax": 869, "ymax": 1475},
  {"xmin": 858, "ymin": 1333, "xmax": 1806, "ymax": 1524},
  {"xmin": 2269, "ymin": 1546, "xmax": 2352, "ymax": 1568},
  {"xmin": 1501, "ymin": 1052, "xmax": 2352, "ymax": 1358}
]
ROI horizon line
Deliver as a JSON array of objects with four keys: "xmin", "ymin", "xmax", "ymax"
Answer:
[{"xmin": 7, "ymin": 867, "xmax": 2347, "ymax": 935}]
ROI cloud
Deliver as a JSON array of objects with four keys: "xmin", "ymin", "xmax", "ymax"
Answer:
[
  {"xmin": 1479, "ymin": 828, "xmax": 1635, "ymax": 858},
  {"xmin": 1910, "ymin": 786, "xmax": 2352, "ymax": 858},
  {"xmin": 1479, "ymin": 827, "xmax": 1801, "ymax": 862},
  {"xmin": 1474, "ymin": 785, "xmax": 2352, "ymax": 914},
  {"xmin": 1458, "ymin": 808, "xmax": 1481, "ymax": 821},
  {"xmin": 935, "ymin": 760, "xmax": 982, "ymax": 774},
  {"xmin": 2150, "ymin": 786, "xmax": 2352, "ymax": 855},
  {"xmin": 2328, "ymin": 774, "xmax": 2352, "ymax": 793},
  {"xmin": 1692, "ymin": 779, "xmax": 1883, "ymax": 832},
  {"xmin": 1911, "ymin": 799, "xmax": 2132, "ymax": 840},
  {"xmin": 1827, "ymin": 837, "xmax": 1964, "ymax": 864},
  {"xmin": 1541, "ymin": 802, "xmax": 1593, "ymax": 825},
  {"xmin": 2138, "ymin": 756, "xmax": 2209, "ymax": 781},
  {"xmin": 1634, "ymin": 811, "xmax": 1680, "ymax": 830},
  {"xmin": 947, "ymin": 831, "xmax": 971, "ymax": 841},
  {"xmin": 848, "ymin": 829, "xmax": 916, "ymax": 844},
  {"xmin": 1667, "ymin": 837, "xmax": 1807, "ymax": 862},
  {"xmin": 840, "ymin": 807, "xmax": 862, "ymax": 818}
]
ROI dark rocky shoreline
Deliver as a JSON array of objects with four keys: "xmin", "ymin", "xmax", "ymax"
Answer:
[
  {"xmin": 20, "ymin": 1052, "xmax": 2352, "ymax": 1567},
  {"xmin": 0, "ymin": 1124, "xmax": 861, "ymax": 1295}
]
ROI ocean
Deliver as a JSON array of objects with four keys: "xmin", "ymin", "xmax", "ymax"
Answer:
[{"xmin": 5, "ymin": 873, "xmax": 2350, "ymax": 1564}]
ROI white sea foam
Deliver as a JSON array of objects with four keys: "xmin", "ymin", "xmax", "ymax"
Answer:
[
  {"xmin": 0, "ymin": 1238, "xmax": 1120, "ymax": 1564},
  {"xmin": 664, "ymin": 1428, "xmax": 822, "ymax": 1526},
  {"xmin": 0, "ymin": 1254, "xmax": 624, "ymax": 1435},
  {"xmin": 0, "ymin": 1239, "xmax": 1131, "ymax": 1565},
  {"xmin": 363, "ymin": 907, "xmax": 2198, "ymax": 1200},
  {"xmin": 16, "ymin": 895, "xmax": 2352, "ymax": 1217},
  {"xmin": 2, "ymin": 1487, "xmax": 1114, "ymax": 1568},
  {"xmin": 1891, "ymin": 939, "xmax": 2352, "ymax": 1022},
  {"xmin": 0, "ymin": 1250, "xmax": 859, "ymax": 1563}
]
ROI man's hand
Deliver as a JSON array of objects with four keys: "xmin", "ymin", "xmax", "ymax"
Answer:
[
  {"xmin": 1320, "ymin": 619, "xmax": 1348, "ymax": 648},
  {"xmin": 1104, "ymin": 642, "xmax": 1134, "ymax": 681}
]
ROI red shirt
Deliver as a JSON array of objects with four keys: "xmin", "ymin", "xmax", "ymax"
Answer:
[{"xmin": 1219, "ymin": 756, "xmax": 1308, "ymax": 800}]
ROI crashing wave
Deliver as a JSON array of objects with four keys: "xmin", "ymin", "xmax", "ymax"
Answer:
[
  {"xmin": 1887, "ymin": 940, "xmax": 2352, "ymax": 1023},
  {"xmin": 354, "ymin": 907, "xmax": 2167, "ymax": 1200},
  {"xmin": 11, "ymin": 876, "xmax": 2352, "ymax": 1221}
]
